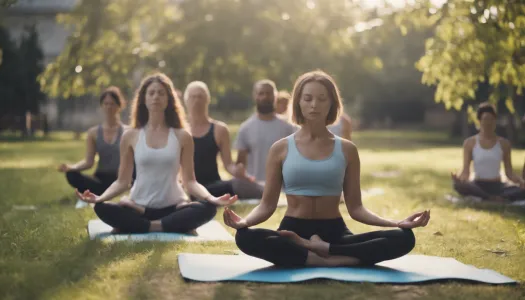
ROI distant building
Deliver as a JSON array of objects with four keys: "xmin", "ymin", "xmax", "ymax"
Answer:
[{"xmin": 4, "ymin": 0, "xmax": 105, "ymax": 130}]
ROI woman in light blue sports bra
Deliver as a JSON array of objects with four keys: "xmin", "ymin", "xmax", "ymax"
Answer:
[
  {"xmin": 224, "ymin": 70, "xmax": 431, "ymax": 267},
  {"xmin": 452, "ymin": 102, "xmax": 525, "ymax": 202}
]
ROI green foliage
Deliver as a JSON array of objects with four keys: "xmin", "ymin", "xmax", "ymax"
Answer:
[
  {"xmin": 397, "ymin": 0, "xmax": 525, "ymax": 114},
  {"xmin": 39, "ymin": 0, "xmax": 366, "ymax": 101}
]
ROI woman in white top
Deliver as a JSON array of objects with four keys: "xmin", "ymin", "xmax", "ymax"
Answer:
[
  {"xmin": 452, "ymin": 102, "xmax": 525, "ymax": 202},
  {"xmin": 77, "ymin": 73, "xmax": 237, "ymax": 233},
  {"xmin": 327, "ymin": 111, "xmax": 352, "ymax": 141}
]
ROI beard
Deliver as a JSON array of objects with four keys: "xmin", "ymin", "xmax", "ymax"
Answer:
[{"xmin": 256, "ymin": 101, "xmax": 275, "ymax": 114}]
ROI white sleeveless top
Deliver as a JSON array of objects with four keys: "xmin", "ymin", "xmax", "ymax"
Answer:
[
  {"xmin": 328, "ymin": 118, "xmax": 343, "ymax": 137},
  {"xmin": 130, "ymin": 128, "xmax": 188, "ymax": 208},
  {"xmin": 472, "ymin": 135, "xmax": 503, "ymax": 180}
]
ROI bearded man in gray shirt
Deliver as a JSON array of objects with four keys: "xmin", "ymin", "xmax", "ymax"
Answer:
[{"xmin": 234, "ymin": 79, "xmax": 297, "ymax": 183}]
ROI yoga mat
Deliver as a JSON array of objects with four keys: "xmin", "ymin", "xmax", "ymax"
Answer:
[
  {"xmin": 445, "ymin": 194, "xmax": 525, "ymax": 207},
  {"xmin": 87, "ymin": 220, "xmax": 234, "ymax": 242},
  {"xmin": 178, "ymin": 253, "xmax": 517, "ymax": 284}
]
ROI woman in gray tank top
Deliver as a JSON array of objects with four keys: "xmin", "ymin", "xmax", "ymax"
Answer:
[
  {"xmin": 58, "ymin": 87, "xmax": 130, "ymax": 207},
  {"xmin": 76, "ymin": 73, "xmax": 238, "ymax": 234}
]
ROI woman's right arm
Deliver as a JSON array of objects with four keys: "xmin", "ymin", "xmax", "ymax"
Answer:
[
  {"xmin": 237, "ymin": 140, "xmax": 286, "ymax": 227},
  {"xmin": 458, "ymin": 137, "xmax": 473, "ymax": 180},
  {"xmin": 60, "ymin": 127, "xmax": 97, "ymax": 172},
  {"xmin": 94, "ymin": 130, "xmax": 136, "ymax": 202}
]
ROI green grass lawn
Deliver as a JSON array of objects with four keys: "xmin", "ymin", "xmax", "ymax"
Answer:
[{"xmin": 1, "ymin": 129, "xmax": 524, "ymax": 299}]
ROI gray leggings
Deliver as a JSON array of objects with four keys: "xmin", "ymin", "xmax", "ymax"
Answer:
[{"xmin": 453, "ymin": 180, "xmax": 525, "ymax": 201}]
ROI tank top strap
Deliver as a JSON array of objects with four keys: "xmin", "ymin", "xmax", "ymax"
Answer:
[
  {"xmin": 117, "ymin": 125, "xmax": 124, "ymax": 140},
  {"xmin": 136, "ymin": 128, "xmax": 146, "ymax": 149},
  {"xmin": 333, "ymin": 136, "xmax": 344, "ymax": 158},
  {"xmin": 209, "ymin": 122, "xmax": 215, "ymax": 136},
  {"xmin": 287, "ymin": 133, "xmax": 298, "ymax": 154},
  {"xmin": 96, "ymin": 124, "xmax": 103, "ymax": 142}
]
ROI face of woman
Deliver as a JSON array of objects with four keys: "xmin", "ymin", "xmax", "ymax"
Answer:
[
  {"xmin": 299, "ymin": 81, "xmax": 331, "ymax": 124},
  {"xmin": 100, "ymin": 95, "xmax": 120, "ymax": 118},
  {"xmin": 275, "ymin": 97, "xmax": 289, "ymax": 114},
  {"xmin": 184, "ymin": 87, "xmax": 208, "ymax": 114},
  {"xmin": 479, "ymin": 112, "xmax": 497, "ymax": 132},
  {"xmin": 145, "ymin": 81, "xmax": 169, "ymax": 112}
]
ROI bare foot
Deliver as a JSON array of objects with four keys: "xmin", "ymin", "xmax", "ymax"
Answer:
[
  {"xmin": 278, "ymin": 230, "xmax": 310, "ymax": 249},
  {"xmin": 119, "ymin": 198, "xmax": 145, "ymax": 214},
  {"xmin": 309, "ymin": 235, "xmax": 330, "ymax": 258},
  {"xmin": 305, "ymin": 251, "xmax": 360, "ymax": 267}
]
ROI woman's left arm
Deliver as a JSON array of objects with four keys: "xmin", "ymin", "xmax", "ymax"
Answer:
[
  {"xmin": 501, "ymin": 139, "xmax": 525, "ymax": 187},
  {"xmin": 343, "ymin": 141, "xmax": 430, "ymax": 228},
  {"xmin": 179, "ymin": 130, "xmax": 237, "ymax": 206}
]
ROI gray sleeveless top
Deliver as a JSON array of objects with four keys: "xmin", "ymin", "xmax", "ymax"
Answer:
[{"xmin": 95, "ymin": 125, "xmax": 123, "ymax": 174}]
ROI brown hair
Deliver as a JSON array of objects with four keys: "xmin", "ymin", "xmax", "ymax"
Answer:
[
  {"xmin": 99, "ymin": 86, "xmax": 126, "ymax": 109},
  {"xmin": 291, "ymin": 70, "xmax": 342, "ymax": 125},
  {"xmin": 253, "ymin": 79, "xmax": 277, "ymax": 95},
  {"xmin": 277, "ymin": 90, "xmax": 292, "ymax": 102},
  {"xmin": 476, "ymin": 102, "xmax": 497, "ymax": 120},
  {"xmin": 130, "ymin": 73, "xmax": 187, "ymax": 129}
]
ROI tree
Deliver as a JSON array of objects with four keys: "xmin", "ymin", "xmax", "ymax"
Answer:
[
  {"xmin": 19, "ymin": 24, "xmax": 45, "ymax": 115},
  {"xmin": 397, "ymin": 0, "xmax": 525, "ymax": 119},
  {"xmin": 38, "ymin": 0, "xmax": 366, "ymax": 103},
  {"xmin": 0, "ymin": 25, "xmax": 20, "ymax": 120}
]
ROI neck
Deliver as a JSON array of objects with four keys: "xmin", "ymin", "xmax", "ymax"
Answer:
[
  {"xmin": 300, "ymin": 121, "xmax": 329, "ymax": 139},
  {"xmin": 147, "ymin": 111, "xmax": 167, "ymax": 129},
  {"xmin": 188, "ymin": 111, "xmax": 209, "ymax": 126},
  {"xmin": 103, "ymin": 116, "xmax": 120, "ymax": 127},
  {"xmin": 257, "ymin": 112, "xmax": 276, "ymax": 121},
  {"xmin": 479, "ymin": 129, "xmax": 496, "ymax": 138}
]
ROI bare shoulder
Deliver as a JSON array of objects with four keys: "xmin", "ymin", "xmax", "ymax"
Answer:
[
  {"xmin": 212, "ymin": 120, "xmax": 230, "ymax": 134},
  {"xmin": 86, "ymin": 125, "xmax": 98, "ymax": 139},
  {"xmin": 340, "ymin": 138, "xmax": 358, "ymax": 160},
  {"xmin": 174, "ymin": 128, "xmax": 192, "ymax": 145},
  {"xmin": 269, "ymin": 137, "xmax": 290, "ymax": 161},
  {"xmin": 341, "ymin": 113, "xmax": 352, "ymax": 124},
  {"xmin": 463, "ymin": 135, "xmax": 476, "ymax": 148},
  {"xmin": 121, "ymin": 128, "xmax": 139, "ymax": 145},
  {"xmin": 498, "ymin": 137, "xmax": 511, "ymax": 149}
]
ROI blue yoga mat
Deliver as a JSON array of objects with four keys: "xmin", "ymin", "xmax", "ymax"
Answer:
[
  {"xmin": 87, "ymin": 220, "xmax": 234, "ymax": 242},
  {"xmin": 178, "ymin": 253, "xmax": 517, "ymax": 284}
]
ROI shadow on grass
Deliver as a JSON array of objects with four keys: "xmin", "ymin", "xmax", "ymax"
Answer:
[{"xmin": 1, "ymin": 239, "xmax": 170, "ymax": 299}]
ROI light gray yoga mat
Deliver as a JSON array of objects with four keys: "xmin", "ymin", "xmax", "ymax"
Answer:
[{"xmin": 87, "ymin": 219, "xmax": 234, "ymax": 242}]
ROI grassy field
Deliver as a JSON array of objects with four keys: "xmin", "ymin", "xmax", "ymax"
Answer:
[{"xmin": 0, "ymin": 129, "xmax": 524, "ymax": 299}]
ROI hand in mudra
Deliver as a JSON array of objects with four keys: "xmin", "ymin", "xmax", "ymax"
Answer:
[
  {"xmin": 232, "ymin": 163, "xmax": 256, "ymax": 182},
  {"xmin": 75, "ymin": 189, "xmax": 102, "ymax": 203},
  {"xmin": 223, "ymin": 207, "xmax": 248, "ymax": 229},
  {"xmin": 397, "ymin": 210, "xmax": 430, "ymax": 229},
  {"xmin": 207, "ymin": 193, "xmax": 238, "ymax": 206}
]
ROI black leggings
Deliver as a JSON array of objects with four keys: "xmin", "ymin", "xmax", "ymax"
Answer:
[
  {"xmin": 235, "ymin": 217, "xmax": 415, "ymax": 267},
  {"xmin": 204, "ymin": 178, "xmax": 264, "ymax": 200},
  {"xmin": 66, "ymin": 171, "xmax": 117, "ymax": 196},
  {"xmin": 453, "ymin": 180, "xmax": 525, "ymax": 201},
  {"xmin": 93, "ymin": 200, "xmax": 217, "ymax": 233}
]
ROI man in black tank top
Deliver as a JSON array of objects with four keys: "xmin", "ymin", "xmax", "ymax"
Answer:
[{"xmin": 184, "ymin": 81, "xmax": 264, "ymax": 200}]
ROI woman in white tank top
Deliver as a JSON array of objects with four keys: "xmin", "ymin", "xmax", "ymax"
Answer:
[
  {"xmin": 452, "ymin": 102, "xmax": 525, "ymax": 202},
  {"xmin": 76, "ymin": 73, "xmax": 238, "ymax": 234}
]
